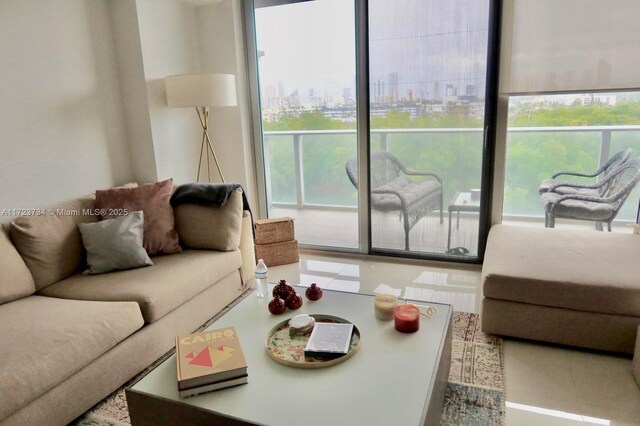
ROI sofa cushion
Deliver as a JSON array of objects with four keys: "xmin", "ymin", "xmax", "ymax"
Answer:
[
  {"xmin": 174, "ymin": 188, "xmax": 243, "ymax": 251},
  {"xmin": 39, "ymin": 249, "xmax": 242, "ymax": 323},
  {"xmin": 78, "ymin": 211, "xmax": 153, "ymax": 274},
  {"xmin": 0, "ymin": 229, "xmax": 35, "ymax": 304},
  {"xmin": 482, "ymin": 224, "xmax": 640, "ymax": 317},
  {"xmin": 9, "ymin": 195, "xmax": 97, "ymax": 290},
  {"xmin": 95, "ymin": 179, "xmax": 181, "ymax": 256},
  {"xmin": 0, "ymin": 296, "xmax": 143, "ymax": 421}
]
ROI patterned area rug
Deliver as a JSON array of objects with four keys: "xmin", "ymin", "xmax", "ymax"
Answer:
[
  {"xmin": 73, "ymin": 312, "xmax": 504, "ymax": 426},
  {"xmin": 441, "ymin": 312, "xmax": 506, "ymax": 425}
]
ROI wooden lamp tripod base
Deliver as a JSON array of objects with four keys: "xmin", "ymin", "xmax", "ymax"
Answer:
[{"xmin": 195, "ymin": 106, "xmax": 225, "ymax": 183}]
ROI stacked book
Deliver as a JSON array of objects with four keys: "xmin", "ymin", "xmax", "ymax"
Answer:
[{"xmin": 176, "ymin": 327, "xmax": 248, "ymax": 398}]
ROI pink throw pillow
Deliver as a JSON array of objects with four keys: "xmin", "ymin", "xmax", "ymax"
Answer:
[{"xmin": 95, "ymin": 179, "xmax": 181, "ymax": 256}]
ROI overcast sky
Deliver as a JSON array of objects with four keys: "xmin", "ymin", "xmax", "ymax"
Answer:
[
  {"xmin": 255, "ymin": 0, "xmax": 356, "ymax": 97},
  {"xmin": 254, "ymin": 0, "xmax": 489, "ymax": 100}
]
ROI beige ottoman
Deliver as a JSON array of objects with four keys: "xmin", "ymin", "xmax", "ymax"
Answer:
[
  {"xmin": 481, "ymin": 224, "xmax": 640, "ymax": 354},
  {"xmin": 634, "ymin": 326, "xmax": 640, "ymax": 387}
]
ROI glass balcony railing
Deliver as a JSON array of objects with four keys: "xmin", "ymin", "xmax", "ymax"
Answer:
[
  {"xmin": 263, "ymin": 128, "xmax": 484, "ymax": 211},
  {"xmin": 263, "ymin": 125, "xmax": 640, "ymax": 223},
  {"xmin": 505, "ymin": 125, "xmax": 640, "ymax": 221}
]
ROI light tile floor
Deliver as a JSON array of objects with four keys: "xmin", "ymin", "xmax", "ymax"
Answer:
[{"xmin": 269, "ymin": 252, "xmax": 640, "ymax": 426}]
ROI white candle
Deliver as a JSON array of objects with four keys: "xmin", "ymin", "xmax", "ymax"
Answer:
[{"xmin": 374, "ymin": 294, "xmax": 398, "ymax": 320}]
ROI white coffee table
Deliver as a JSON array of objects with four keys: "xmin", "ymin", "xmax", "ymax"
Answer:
[{"xmin": 126, "ymin": 288, "xmax": 452, "ymax": 426}]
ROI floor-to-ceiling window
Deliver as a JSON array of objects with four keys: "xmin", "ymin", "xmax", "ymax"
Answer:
[
  {"xmin": 367, "ymin": 0, "xmax": 493, "ymax": 258},
  {"xmin": 253, "ymin": 0, "xmax": 359, "ymax": 249},
  {"xmin": 503, "ymin": 92, "xmax": 640, "ymax": 228},
  {"xmin": 247, "ymin": 0, "xmax": 499, "ymax": 262},
  {"xmin": 500, "ymin": 0, "xmax": 640, "ymax": 231}
]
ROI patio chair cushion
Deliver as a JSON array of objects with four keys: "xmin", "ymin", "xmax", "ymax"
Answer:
[
  {"xmin": 538, "ymin": 179, "xmax": 601, "ymax": 196},
  {"xmin": 372, "ymin": 176, "xmax": 441, "ymax": 211},
  {"xmin": 539, "ymin": 191, "xmax": 614, "ymax": 220},
  {"xmin": 483, "ymin": 224, "xmax": 640, "ymax": 317}
]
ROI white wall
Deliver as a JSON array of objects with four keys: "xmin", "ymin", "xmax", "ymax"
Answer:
[
  {"xmin": 197, "ymin": 0, "xmax": 258, "ymax": 207},
  {"xmin": 0, "ymin": 0, "xmax": 258, "ymax": 222},
  {"xmin": 110, "ymin": 0, "xmax": 158, "ymax": 184},
  {"xmin": 130, "ymin": 0, "xmax": 257, "ymax": 206},
  {"xmin": 136, "ymin": 0, "xmax": 204, "ymax": 185},
  {"xmin": 0, "ymin": 0, "xmax": 133, "ymax": 220}
]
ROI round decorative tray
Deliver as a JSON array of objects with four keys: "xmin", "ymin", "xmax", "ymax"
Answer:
[{"xmin": 265, "ymin": 314, "xmax": 361, "ymax": 369}]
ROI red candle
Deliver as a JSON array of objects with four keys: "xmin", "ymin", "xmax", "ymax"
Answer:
[{"xmin": 394, "ymin": 305, "xmax": 420, "ymax": 333}]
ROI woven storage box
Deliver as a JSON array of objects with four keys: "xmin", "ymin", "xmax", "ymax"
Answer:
[
  {"xmin": 255, "ymin": 240, "xmax": 299, "ymax": 267},
  {"xmin": 254, "ymin": 217, "xmax": 295, "ymax": 245}
]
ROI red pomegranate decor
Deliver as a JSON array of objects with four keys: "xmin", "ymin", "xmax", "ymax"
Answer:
[
  {"xmin": 305, "ymin": 283, "xmax": 323, "ymax": 301},
  {"xmin": 286, "ymin": 293, "xmax": 303, "ymax": 310},
  {"xmin": 273, "ymin": 280, "xmax": 295, "ymax": 300},
  {"xmin": 268, "ymin": 295, "xmax": 286, "ymax": 315}
]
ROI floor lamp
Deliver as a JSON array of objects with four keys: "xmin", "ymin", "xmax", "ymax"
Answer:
[{"xmin": 164, "ymin": 73, "xmax": 237, "ymax": 183}]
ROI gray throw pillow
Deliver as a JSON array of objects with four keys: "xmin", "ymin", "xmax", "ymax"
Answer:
[{"xmin": 78, "ymin": 211, "xmax": 153, "ymax": 274}]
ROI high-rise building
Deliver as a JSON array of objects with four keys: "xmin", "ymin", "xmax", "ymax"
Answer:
[
  {"xmin": 388, "ymin": 72, "xmax": 399, "ymax": 102},
  {"xmin": 263, "ymin": 84, "xmax": 277, "ymax": 108},
  {"xmin": 371, "ymin": 79, "xmax": 385, "ymax": 103},
  {"xmin": 465, "ymin": 84, "xmax": 475, "ymax": 96},
  {"xmin": 446, "ymin": 84, "xmax": 457, "ymax": 97},
  {"xmin": 343, "ymin": 87, "xmax": 352, "ymax": 103}
]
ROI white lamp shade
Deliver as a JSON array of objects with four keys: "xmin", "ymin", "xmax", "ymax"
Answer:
[{"xmin": 165, "ymin": 73, "xmax": 237, "ymax": 107}]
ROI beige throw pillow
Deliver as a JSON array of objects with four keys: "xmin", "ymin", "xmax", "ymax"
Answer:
[
  {"xmin": 9, "ymin": 195, "xmax": 97, "ymax": 290},
  {"xmin": 78, "ymin": 211, "xmax": 153, "ymax": 274},
  {"xmin": 0, "ymin": 229, "xmax": 36, "ymax": 304},
  {"xmin": 174, "ymin": 188, "xmax": 243, "ymax": 251},
  {"xmin": 96, "ymin": 179, "xmax": 181, "ymax": 256}
]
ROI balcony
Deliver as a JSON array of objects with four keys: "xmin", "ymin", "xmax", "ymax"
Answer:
[{"xmin": 264, "ymin": 125, "xmax": 640, "ymax": 252}]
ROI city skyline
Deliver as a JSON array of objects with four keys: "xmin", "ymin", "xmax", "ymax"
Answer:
[
  {"xmin": 254, "ymin": 0, "xmax": 626, "ymax": 124},
  {"xmin": 254, "ymin": 0, "xmax": 490, "ymax": 112}
]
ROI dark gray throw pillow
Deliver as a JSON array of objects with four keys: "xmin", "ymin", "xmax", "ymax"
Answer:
[{"xmin": 78, "ymin": 211, "xmax": 153, "ymax": 274}]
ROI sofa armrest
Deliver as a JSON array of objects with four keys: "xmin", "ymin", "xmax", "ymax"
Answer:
[
  {"xmin": 173, "ymin": 189, "xmax": 256, "ymax": 286},
  {"xmin": 173, "ymin": 188, "xmax": 256, "ymax": 287},
  {"xmin": 174, "ymin": 189, "xmax": 243, "ymax": 251},
  {"xmin": 240, "ymin": 211, "xmax": 256, "ymax": 288},
  {"xmin": 634, "ymin": 326, "xmax": 640, "ymax": 388}
]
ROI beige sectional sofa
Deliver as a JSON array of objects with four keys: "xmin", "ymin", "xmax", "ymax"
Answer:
[
  {"xmin": 0, "ymin": 189, "xmax": 256, "ymax": 426},
  {"xmin": 481, "ymin": 224, "xmax": 640, "ymax": 354}
]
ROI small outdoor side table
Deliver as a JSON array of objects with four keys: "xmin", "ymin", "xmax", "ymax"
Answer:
[{"xmin": 447, "ymin": 191, "xmax": 480, "ymax": 250}]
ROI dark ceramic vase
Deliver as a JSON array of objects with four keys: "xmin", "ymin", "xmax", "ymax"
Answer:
[
  {"xmin": 305, "ymin": 283, "xmax": 323, "ymax": 301},
  {"xmin": 268, "ymin": 295, "xmax": 286, "ymax": 315},
  {"xmin": 286, "ymin": 293, "xmax": 303, "ymax": 310},
  {"xmin": 273, "ymin": 280, "xmax": 294, "ymax": 300}
]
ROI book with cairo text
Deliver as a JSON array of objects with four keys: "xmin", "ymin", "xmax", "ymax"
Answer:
[{"xmin": 176, "ymin": 326, "xmax": 248, "ymax": 397}]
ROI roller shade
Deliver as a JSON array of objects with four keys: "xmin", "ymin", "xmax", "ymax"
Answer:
[{"xmin": 502, "ymin": 0, "xmax": 640, "ymax": 94}]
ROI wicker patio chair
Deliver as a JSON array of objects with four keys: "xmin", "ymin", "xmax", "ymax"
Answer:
[
  {"xmin": 345, "ymin": 151, "xmax": 443, "ymax": 251},
  {"xmin": 538, "ymin": 148, "xmax": 632, "ymax": 195},
  {"xmin": 540, "ymin": 156, "xmax": 640, "ymax": 231}
]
